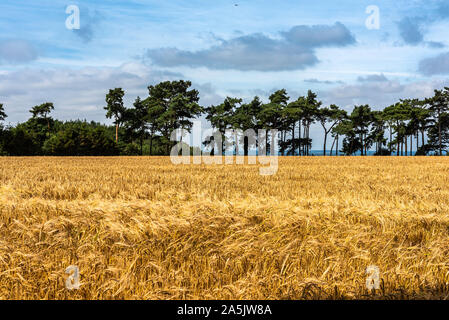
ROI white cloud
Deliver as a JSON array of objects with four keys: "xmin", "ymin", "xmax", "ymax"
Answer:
[
  {"xmin": 322, "ymin": 78, "xmax": 449, "ymax": 109},
  {"xmin": 419, "ymin": 51, "xmax": 449, "ymax": 75},
  {"xmin": 146, "ymin": 22, "xmax": 355, "ymax": 72},
  {"xmin": 0, "ymin": 40, "xmax": 38, "ymax": 64},
  {"xmin": 0, "ymin": 62, "xmax": 184, "ymax": 123}
]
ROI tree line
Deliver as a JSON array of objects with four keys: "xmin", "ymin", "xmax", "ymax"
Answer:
[{"xmin": 0, "ymin": 80, "xmax": 448, "ymax": 156}]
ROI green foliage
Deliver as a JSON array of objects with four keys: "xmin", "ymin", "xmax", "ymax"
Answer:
[
  {"xmin": 104, "ymin": 88, "xmax": 126, "ymax": 143},
  {"xmin": 0, "ymin": 104, "xmax": 7, "ymax": 122},
  {"xmin": 123, "ymin": 97, "xmax": 150, "ymax": 155},
  {"xmin": 427, "ymin": 112, "xmax": 449, "ymax": 154},
  {"xmin": 233, "ymin": 97, "xmax": 262, "ymax": 155},
  {"xmin": 317, "ymin": 104, "xmax": 347, "ymax": 155},
  {"xmin": 30, "ymin": 102, "xmax": 54, "ymax": 120},
  {"xmin": 104, "ymin": 88, "xmax": 126, "ymax": 124},
  {"xmin": 148, "ymin": 80, "xmax": 202, "ymax": 154},
  {"xmin": 1, "ymin": 80, "xmax": 448, "ymax": 157},
  {"xmin": 43, "ymin": 121, "xmax": 119, "ymax": 156},
  {"xmin": 425, "ymin": 88, "xmax": 449, "ymax": 155},
  {"xmin": 3, "ymin": 124, "xmax": 40, "ymax": 156},
  {"xmin": 259, "ymin": 89, "xmax": 289, "ymax": 130}
]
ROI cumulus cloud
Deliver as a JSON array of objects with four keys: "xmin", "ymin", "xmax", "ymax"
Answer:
[
  {"xmin": 280, "ymin": 23, "xmax": 356, "ymax": 48},
  {"xmin": 397, "ymin": 16, "xmax": 445, "ymax": 48},
  {"xmin": 357, "ymin": 74, "xmax": 388, "ymax": 82},
  {"xmin": 145, "ymin": 22, "xmax": 355, "ymax": 71},
  {"xmin": 304, "ymin": 78, "xmax": 345, "ymax": 85},
  {"xmin": 427, "ymin": 41, "xmax": 445, "ymax": 49},
  {"xmin": 0, "ymin": 40, "xmax": 38, "ymax": 64},
  {"xmin": 397, "ymin": 17, "xmax": 424, "ymax": 45},
  {"xmin": 419, "ymin": 51, "xmax": 449, "ymax": 75},
  {"xmin": 192, "ymin": 82, "xmax": 224, "ymax": 107},
  {"xmin": 0, "ymin": 62, "xmax": 185, "ymax": 123},
  {"xmin": 396, "ymin": 1, "xmax": 448, "ymax": 48},
  {"xmin": 322, "ymin": 79, "xmax": 449, "ymax": 109}
]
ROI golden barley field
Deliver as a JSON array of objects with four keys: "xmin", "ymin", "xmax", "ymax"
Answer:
[{"xmin": 0, "ymin": 156, "xmax": 449, "ymax": 300}]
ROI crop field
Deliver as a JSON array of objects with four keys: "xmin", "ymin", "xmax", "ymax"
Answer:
[{"xmin": 0, "ymin": 157, "xmax": 448, "ymax": 300}]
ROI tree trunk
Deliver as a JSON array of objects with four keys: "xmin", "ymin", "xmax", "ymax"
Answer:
[
  {"xmin": 266, "ymin": 132, "xmax": 269, "ymax": 156},
  {"xmin": 396, "ymin": 127, "xmax": 399, "ymax": 156},
  {"xmin": 303, "ymin": 125, "xmax": 307, "ymax": 156},
  {"xmin": 336, "ymin": 135, "xmax": 339, "ymax": 156},
  {"xmin": 281, "ymin": 131, "xmax": 285, "ymax": 156},
  {"xmin": 330, "ymin": 136, "xmax": 336, "ymax": 156},
  {"xmin": 421, "ymin": 129, "xmax": 425, "ymax": 148},
  {"xmin": 140, "ymin": 135, "xmax": 143, "ymax": 156},
  {"xmin": 244, "ymin": 136, "xmax": 249, "ymax": 157},
  {"xmin": 115, "ymin": 123, "xmax": 119, "ymax": 143},
  {"xmin": 235, "ymin": 132, "xmax": 238, "ymax": 156},
  {"xmin": 405, "ymin": 136, "xmax": 408, "ymax": 156},
  {"xmin": 292, "ymin": 124, "xmax": 295, "ymax": 156},
  {"xmin": 350, "ymin": 138, "xmax": 354, "ymax": 156},
  {"xmin": 323, "ymin": 130, "xmax": 328, "ymax": 156},
  {"xmin": 389, "ymin": 125, "xmax": 392, "ymax": 154},
  {"xmin": 438, "ymin": 111, "xmax": 442, "ymax": 155},
  {"xmin": 360, "ymin": 133, "xmax": 363, "ymax": 156},
  {"xmin": 364, "ymin": 134, "xmax": 368, "ymax": 156},
  {"xmin": 307, "ymin": 126, "xmax": 310, "ymax": 156},
  {"xmin": 416, "ymin": 132, "xmax": 419, "ymax": 154}
]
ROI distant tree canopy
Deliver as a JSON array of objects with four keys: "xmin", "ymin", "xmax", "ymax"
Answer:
[
  {"xmin": 42, "ymin": 121, "xmax": 119, "ymax": 156},
  {"xmin": 0, "ymin": 81, "xmax": 449, "ymax": 156}
]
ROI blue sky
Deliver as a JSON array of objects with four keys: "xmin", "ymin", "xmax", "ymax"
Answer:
[{"xmin": 1, "ymin": 0, "xmax": 449, "ymax": 149}]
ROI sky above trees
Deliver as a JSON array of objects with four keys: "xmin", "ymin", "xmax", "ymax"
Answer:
[{"xmin": 1, "ymin": 0, "xmax": 449, "ymax": 149}]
